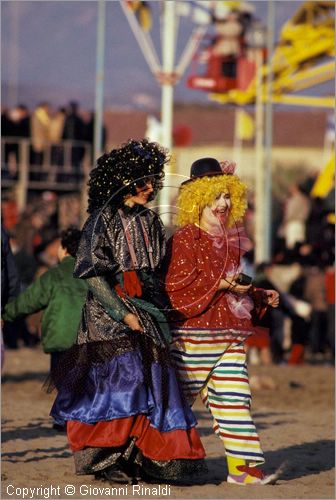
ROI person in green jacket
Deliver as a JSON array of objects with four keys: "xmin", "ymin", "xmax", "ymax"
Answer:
[{"xmin": 2, "ymin": 227, "xmax": 88, "ymax": 373}]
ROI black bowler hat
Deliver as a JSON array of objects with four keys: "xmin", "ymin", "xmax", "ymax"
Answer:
[{"xmin": 181, "ymin": 157, "xmax": 224, "ymax": 185}]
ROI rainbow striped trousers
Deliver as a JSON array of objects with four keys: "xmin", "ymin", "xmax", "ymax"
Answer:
[{"xmin": 171, "ymin": 329, "xmax": 264, "ymax": 464}]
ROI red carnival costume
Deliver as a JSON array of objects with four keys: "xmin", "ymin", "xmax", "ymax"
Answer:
[{"xmin": 164, "ymin": 157, "xmax": 279, "ymax": 485}]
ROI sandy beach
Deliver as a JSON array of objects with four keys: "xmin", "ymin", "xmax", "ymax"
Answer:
[{"xmin": 1, "ymin": 346, "xmax": 335, "ymax": 499}]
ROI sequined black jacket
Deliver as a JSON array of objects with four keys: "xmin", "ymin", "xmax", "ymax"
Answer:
[{"xmin": 73, "ymin": 204, "xmax": 168, "ymax": 345}]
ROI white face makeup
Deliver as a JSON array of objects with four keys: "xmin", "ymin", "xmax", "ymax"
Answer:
[{"xmin": 211, "ymin": 192, "xmax": 231, "ymax": 221}]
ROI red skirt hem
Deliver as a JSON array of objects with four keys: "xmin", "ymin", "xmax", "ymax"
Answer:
[{"xmin": 67, "ymin": 415, "xmax": 205, "ymax": 461}]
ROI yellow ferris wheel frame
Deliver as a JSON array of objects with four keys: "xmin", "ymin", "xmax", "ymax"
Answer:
[{"xmin": 209, "ymin": 1, "xmax": 335, "ymax": 108}]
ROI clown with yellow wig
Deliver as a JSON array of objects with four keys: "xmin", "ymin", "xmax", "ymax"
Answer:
[{"xmin": 164, "ymin": 157, "xmax": 280, "ymax": 485}]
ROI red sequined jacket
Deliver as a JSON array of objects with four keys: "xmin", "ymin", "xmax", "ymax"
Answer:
[{"xmin": 164, "ymin": 224, "xmax": 261, "ymax": 334}]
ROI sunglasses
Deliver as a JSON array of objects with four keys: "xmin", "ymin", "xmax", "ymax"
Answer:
[{"xmin": 135, "ymin": 177, "xmax": 154, "ymax": 190}]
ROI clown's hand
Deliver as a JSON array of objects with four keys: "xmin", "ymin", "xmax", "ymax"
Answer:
[
  {"xmin": 219, "ymin": 276, "xmax": 251, "ymax": 295},
  {"xmin": 265, "ymin": 290, "xmax": 279, "ymax": 308},
  {"xmin": 219, "ymin": 274, "xmax": 239, "ymax": 289},
  {"xmin": 124, "ymin": 313, "xmax": 144, "ymax": 332},
  {"xmin": 232, "ymin": 283, "xmax": 252, "ymax": 295}
]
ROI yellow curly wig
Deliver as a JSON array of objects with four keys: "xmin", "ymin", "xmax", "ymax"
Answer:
[{"xmin": 176, "ymin": 174, "xmax": 247, "ymax": 228}]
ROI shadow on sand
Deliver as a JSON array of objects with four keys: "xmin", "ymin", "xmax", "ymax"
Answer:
[
  {"xmin": 1, "ymin": 421, "xmax": 66, "ymax": 444},
  {"xmin": 203, "ymin": 439, "xmax": 335, "ymax": 483},
  {"xmin": 2, "ymin": 371, "xmax": 48, "ymax": 384}
]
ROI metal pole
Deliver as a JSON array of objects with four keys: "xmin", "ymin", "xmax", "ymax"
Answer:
[
  {"xmin": 264, "ymin": 0, "xmax": 275, "ymax": 260},
  {"xmin": 233, "ymin": 108, "xmax": 242, "ymax": 167},
  {"xmin": 159, "ymin": 0, "xmax": 176, "ymax": 224},
  {"xmin": 94, "ymin": 0, "xmax": 106, "ymax": 162},
  {"xmin": 160, "ymin": 1, "xmax": 175, "ymax": 149},
  {"xmin": 254, "ymin": 47, "xmax": 265, "ymax": 264}
]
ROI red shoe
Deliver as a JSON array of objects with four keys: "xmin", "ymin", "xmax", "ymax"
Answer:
[{"xmin": 288, "ymin": 344, "xmax": 305, "ymax": 365}]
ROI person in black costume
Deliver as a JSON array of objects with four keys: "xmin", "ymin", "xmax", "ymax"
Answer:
[
  {"xmin": 254, "ymin": 262, "xmax": 296, "ymax": 364},
  {"xmin": 50, "ymin": 139, "xmax": 206, "ymax": 485},
  {"xmin": 1, "ymin": 226, "xmax": 20, "ymax": 365},
  {"xmin": 62, "ymin": 101, "xmax": 85, "ymax": 181}
]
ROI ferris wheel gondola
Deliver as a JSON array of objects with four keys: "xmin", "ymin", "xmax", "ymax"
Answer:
[
  {"xmin": 187, "ymin": 2, "xmax": 261, "ymax": 94},
  {"xmin": 187, "ymin": 36, "xmax": 263, "ymax": 94},
  {"xmin": 190, "ymin": 0, "xmax": 335, "ymax": 108}
]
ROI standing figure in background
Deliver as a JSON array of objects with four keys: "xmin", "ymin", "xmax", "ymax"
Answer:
[
  {"xmin": 2, "ymin": 105, "xmax": 30, "ymax": 177},
  {"xmin": 30, "ymin": 102, "xmax": 51, "ymax": 177},
  {"xmin": 85, "ymin": 111, "xmax": 107, "ymax": 163},
  {"xmin": 1, "ymin": 227, "xmax": 20, "ymax": 314},
  {"xmin": 2, "ymin": 229, "xmax": 39, "ymax": 350},
  {"xmin": 304, "ymin": 262, "xmax": 329, "ymax": 360},
  {"xmin": 254, "ymin": 262, "xmax": 295, "ymax": 365},
  {"xmin": 49, "ymin": 140, "xmax": 206, "ymax": 485},
  {"xmin": 164, "ymin": 157, "xmax": 280, "ymax": 486},
  {"xmin": 2, "ymin": 227, "xmax": 87, "ymax": 373},
  {"xmin": 325, "ymin": 265, "xmax": 335, "ymax": 364},
  {"xmin": 16, "ymin": 104, "xmax": 31, "ymax": 140},
  {"xmin": 2, "ymin": 107, "xmax": 15, "ymax": 169},
  {"xmin": 1, "ymin": 227, "xmax": 20, "ymax": 368},
  {"xmin": 62, "ymin": 101, "xmax": 85, "ymax": 182},
  {"xmin": 212, "ymin": 11, "xmax": 243, "ymax": 78},
  {"xmin": 49, "ymin": 107, "xmax": 66, "ymax": 179},
  {"xmin": 280, "ymin": 184, "xmax": 311, "ymax": 250},
  {"xmin": 286, "ymin": 270, "xmax": 312, "ymax": 365}
]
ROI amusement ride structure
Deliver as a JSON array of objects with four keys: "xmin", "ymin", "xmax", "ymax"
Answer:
[
  {"xmin": 121, "ymin": 1, "xmax": 335, "ymax": 259},
  {"xmin": 188, "ymin": 1, "xmax": 335, "ymax": 108},
  {"xmin": 185, "ymin": 0, "xmax": 335, "ymax": 261}
]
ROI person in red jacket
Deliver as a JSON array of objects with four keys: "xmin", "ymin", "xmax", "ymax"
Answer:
[
  {"xmin": 325, "ymin": 265, "xmax": 335, "ymax": 364},
  {"xmin": 164, "ymin": 157, "xmax": 280, "ymax": 485}
]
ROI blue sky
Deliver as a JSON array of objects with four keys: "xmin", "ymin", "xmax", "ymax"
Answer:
[{"xmin": 1, "ymin": 1, "xmax": 317, "ymax": 110}]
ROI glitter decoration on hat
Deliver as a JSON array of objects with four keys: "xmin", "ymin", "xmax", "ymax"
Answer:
[{"xmin": 220, "ymin": 160, "xmax": 236, "ymax": 175}]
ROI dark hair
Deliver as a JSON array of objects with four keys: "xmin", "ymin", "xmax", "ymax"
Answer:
[
  {"xmin": 60, "ymin": 227, "xmax": 82, "ymax": 257},
  {"xmin": 87, "ymin": 138, "xmax": 168, "ymax": 214}
]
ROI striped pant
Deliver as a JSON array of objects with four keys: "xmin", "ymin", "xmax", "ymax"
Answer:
[{"xmin": 171, "ymin": 330, "xmax": 264, "ymax": 464}]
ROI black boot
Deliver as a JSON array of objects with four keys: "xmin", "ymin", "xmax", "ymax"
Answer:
[{"xmin": 96, "ymin": 465, "xmax": 131, "ymax": 484}]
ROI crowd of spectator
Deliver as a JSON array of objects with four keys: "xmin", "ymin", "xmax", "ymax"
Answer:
[
  {"xmin": 244, "ymin": 176, "xmax": 335, "ymax": 366},
  {"xmin": 2, "ymin": 193, "xmax": 57, "ymax": 348},
  {"xmin": 1, "ymin": 101, "xmax": 106, "ymax": 183}
]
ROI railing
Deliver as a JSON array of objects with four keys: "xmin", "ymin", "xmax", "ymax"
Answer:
[{"xmin": 1, "ymin": 138, "xmax": 92, "ymax": 212}]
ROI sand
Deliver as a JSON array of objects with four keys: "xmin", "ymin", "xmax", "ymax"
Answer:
[{"xmin": 1, "ymin": 347, "xmax": 335, "ymax": 500}]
